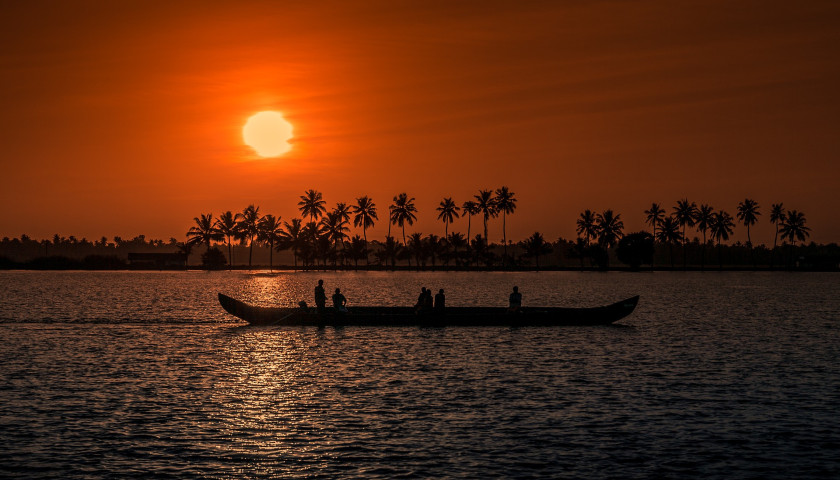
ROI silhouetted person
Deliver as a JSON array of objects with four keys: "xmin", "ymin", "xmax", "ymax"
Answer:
[
  {"xmin": 314, "ymin": 279, "xmax": 327, "ymax": 313},
  {"xmin": 434, "ymin": 288, "xmax": 445, "ymax": 313},
  {"xmin": 508, "ymin": 286, "xmax": 522, "ymax": 313},
  {"xmin": 416, "ymin": 287, "xmax": 432, "ymax": 313},
  {"xmin": 333, "ymin": 288, "xmax": 348, "ymax": 313},
  {"xmin": 416, "ymin": 287, "xmax": 427, "ymax": 310}
]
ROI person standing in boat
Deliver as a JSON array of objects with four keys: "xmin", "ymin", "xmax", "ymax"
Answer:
[
  {"xmin": 314, "ymin": 279, "xmax": 327, "ymax": 314},
  {"xmin": 434, "ymin": 288, "xmax": 445, "ymax": 313},
  {"xmin": 333, "ymin": 287, "xmax": 348, "ymax": 313},
  {"xmin": 508, "ymin": 286, "xmax": 522, "ymax": 313}
]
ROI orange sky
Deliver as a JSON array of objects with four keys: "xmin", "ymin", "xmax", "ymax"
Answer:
[{"xmin": 2, "ymin": 1, "xmax": 839, "ymax": 245}]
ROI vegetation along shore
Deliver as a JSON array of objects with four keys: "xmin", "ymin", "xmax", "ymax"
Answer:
[{"xmin": 2, "ymin": 189, "xmax": 837, "ymax": 271}]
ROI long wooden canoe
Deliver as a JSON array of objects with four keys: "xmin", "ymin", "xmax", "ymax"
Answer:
[{"xmin": 218, "ymin": 293, "xmax": 639, "ymax": 326}]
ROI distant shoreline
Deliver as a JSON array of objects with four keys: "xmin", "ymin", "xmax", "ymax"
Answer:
[{"xmin": 1, "ymin": 264, "xmax": 837, "ymax": 273}]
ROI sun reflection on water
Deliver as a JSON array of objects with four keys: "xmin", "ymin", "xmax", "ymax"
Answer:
[
  {"xmin": 208, "ymin": 327, "xmax": 341, "ymax": 470},
  {"xmin": 240, "ymin": 272, "xmax": 310, "ymax": 307}
]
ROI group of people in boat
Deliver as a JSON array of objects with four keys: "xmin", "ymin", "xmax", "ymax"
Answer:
[
  {"xmin": 313, "ymin": 279, "xmax": 348, "ymax": 313},
  {"xmin": 414, "ymin": 287, "xmax": 446, "ymax": 314},
  {"xmin": 309, "ymin": 279, "xmax": 522, "ymax": 314}
]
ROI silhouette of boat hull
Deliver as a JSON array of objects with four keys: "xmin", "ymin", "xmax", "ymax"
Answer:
[{"xmin": 218, "ymin": 293, "xmax": 639, "ymax": 326}]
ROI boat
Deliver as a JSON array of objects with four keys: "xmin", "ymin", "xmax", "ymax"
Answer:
[{"xmin": 218, "ymin": 293, "xmax": 639, "ymax": 327}]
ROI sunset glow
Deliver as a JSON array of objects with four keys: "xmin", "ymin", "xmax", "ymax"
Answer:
[
  {"xmin": 0, "ymin": 1, "xmax": 839, "ymax": 243},
  {"xmin": 243, "ymin": 111, "xmax": 293, "ymax": 157}
]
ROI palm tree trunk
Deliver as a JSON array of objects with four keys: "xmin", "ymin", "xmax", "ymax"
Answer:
[
  {"xmin": 771, "ymin": 226, "xmax": 779, "ymax": 269},
  {"xmin": 466, "ymin": 216, "xmax": 471, "ymax": 243},
  {"xmin": 701, "ymin": 232, "xmax": 706, "ymax": 271},
  {"xmin": 402, "ymin": 225, "xmax": 410, "ymax": 267},
  {"xmin": 363, "ymin": 226, "xmax": 369, "ymax": 266},
  {"xmin": 747, "ymin": 225, "xmax": 754, "ymax": 268},
  {"xmin": 502, "ymin": 213, "xmax": 507, "ymax": 263},
  {"xmin": 248, "ymin": 237, "xmax": 254, "ymax": 270},
  {"xmin": 682, "ymin": 226, "xmax": 687, "ymax": 270},
  {"xmin": 227, "ymin": 236, "xmax": 232, "ymax": 270},
  {"xmin": 269, "ymin": 241, "xmax": 273, "ymax": 272},
  {"xmin": 718, "ymin": 241, "xmax": 723, "ymax": 270},
  {"xmin": 483, "ymin": 214, "xmax": 488, "ymax": 243},
  {"xmin": 651, "ymin": 226, "xmax": 656, "ymax": 269}
]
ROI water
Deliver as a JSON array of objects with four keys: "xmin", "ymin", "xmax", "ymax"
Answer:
[{"xmin": 1, "ymin": 271, "xmax": 838, "ymax": 478}]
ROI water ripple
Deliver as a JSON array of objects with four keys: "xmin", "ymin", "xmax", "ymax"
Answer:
[{"xmin": 0, "ymin": 272, "xmax": 839, "ymax": 478}]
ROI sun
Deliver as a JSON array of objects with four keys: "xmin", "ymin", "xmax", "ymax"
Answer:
[{"xmin": 242, "ymin": 111, "xmax": 294, "ymax": 157}]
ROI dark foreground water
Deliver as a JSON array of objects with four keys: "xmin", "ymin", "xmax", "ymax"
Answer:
[{"xmin": 1, "ymin": 271, "xmax": 838, "ymax": 479}]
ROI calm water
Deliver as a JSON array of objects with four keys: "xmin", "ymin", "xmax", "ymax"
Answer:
[{"xmin": 1, "ymin": 271, "xmax": 838, "ymax": 478}]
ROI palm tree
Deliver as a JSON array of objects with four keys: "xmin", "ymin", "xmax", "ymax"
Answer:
[
  {"xmin": 474, "ymin": 189, "xmax": 498, "ymax": 243},
  {"xmin": 298, "ymin": 189, "xmax": 327, "ymax": 224},
  {"xmin": 238, "ymin": 204, "xmax": 261, "ymax": 269},
  {"xmin": 576, "ymin": 210, "xmax": 598, "ymax": 245},
  {"xmin": 379, "ymin": 236, "xmax": 401, "ymax": 268},
  {"xmin": 300, "ymin": 221, "xmax": 324, "ymax": 266},
  {"xmin": 320, "ymin": 211, "xmax": 349, "ymax": 267},
  {"xmin": 351, "ymin": 196, "xmax": 378, "ymax": 264},
  {"xmin": 695, "ymin": 204, "xmax": 714, "ymax": 270},
  {"xmin": 494, "ymin": 186, "xmax": 517, "ymax": 262},
  {"xmin": 570, "ymin": 238, "xmax": 588, "ymax": 269},
  {"xmin": 408, "ymin": 232, "xmax": 425, "ymax": 267},
  {"xmin": 279, "ymin": 218, "xmax": 303, "ymax": 267},
  {"xmin": 389, "ymin": 193, "xmax": 417, "ymax": 249},
  {"xmin": 710, "ymin": 210, "xmax": 735, "ymax": 270},
  {"xmin": 346, "ymin": 235, "xmax": 367, "ymax": 268},
  {"xmin": 644, "ymin": 203, "xmax": 665, "ymax": 239},
  {"xmin": 332, "ymin": 203, "xmax": 352, "ymax": 260},
  {"xmin": 656, "ymin": 216, "xmax": 683, "ymax": 268},
  {"xmin": 436, "ymin": 197, "xmax": 460, "ymax": 237},
  {"xmin": 780, "ymin": 210, "xmax": 810, "ymax": 268},
  {"xmin": 769, "ymin": 203, "xmax": 785, "ymax": 269},
  {"xmin": 315, "ymin": 233, "xmax": 334, "ymax": 266},
  {"xmin": 447, "ymin": 232, "xmax": 467, "ymax": 266},
  {"xmin": 186, "ymin": 213, "xmax": 223, "ymax": 253},
  {"xmin": 520, "ymin": 232, "xmax": 553, "ymax": 270},
  {"xmin": 673, "ymin": 199, "xmax": 698, "ymax": 268},
  {"xmin": 780, "ymin": 210, "xmax": 811, "ymax": 245},
  {"xmin": 298, "ymin": 190, "xmax": 326, "ymax": 262},
  {"xmin": 176, "ymin": 242, "xmax": 193, "ymax": 267},
  {"xmin": 461, "ymin": 200, "xmax": 479, "ymax": 242},
  {"xmin": 596, "ymin": 210, "xmax": 624, "ymax": 249},
  {"xmin": 257, "ymin": 214, "xmax": 282, "ymax": 271},
  {"xmin": 333, "ymin": 202, "xmax": 352, "ymax": 227},
  {"xmin": 737, "ymin": 198, "xmax": 761, "ymax": 267},
  {"xmin": 736, "ymin": 198, "xmax": 761, "ymax": 247},
  {"xmin": 425, "ymin": 234, "xmax": 442, "ymax": 266},
  {"xmin": 470, "ymin": 234, "xmax": 492, "ymax": 267},
  {"xmin": 214, "ymin": 210, "xmax": 241, "ymax": 268}
]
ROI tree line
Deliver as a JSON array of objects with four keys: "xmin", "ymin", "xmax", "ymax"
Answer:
[
  {"xmin": 185, "ymin": 187, "xmax": 519, "ymax": 269},
  {"xmin": 2, "ymin": 192, "xmax": 833, "ymax": 270},
  {"xmin": 573, "ymin": 199, "xmax": 812, "ymax": 269},
  {"xmin": 181, "ymin": 190, "xmax": 818, "ymax": 270}
]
